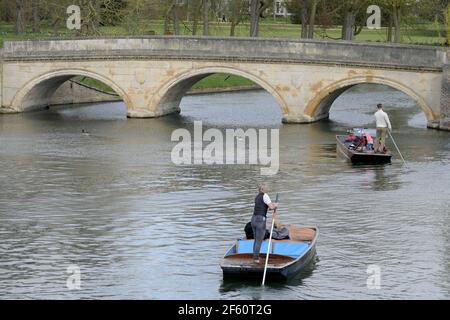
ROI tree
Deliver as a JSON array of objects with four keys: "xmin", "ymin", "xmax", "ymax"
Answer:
[
  {"xmin": 83, "ymin": 0, "xmax": 102, "ymax": 35},
  {"xmin": 300, "ymin": 0, "xmax": 309, "ymax": 38},
  {"xmin": 203, "ymin": 0, "xmax": 209, "ymax": 36},
  {"xmin": 120, "ymin": 0, "xmax": 153, "ymax": 35},
  {"xmin": 229, "ymin": 0, "xmax": 245, "ymax": 36},
  {"xmin": 411, "ymin": 0, "xmax": 447, "ymax": 42},
  {"xmin": 250, "ymin": 0, "xmax": 273, "ymax": 37},
  {"xmin": 445, "ymin": 1, "xmax": 450, "ymax": 44},
  {"xmin": 286, "ymin": 0, "xmax": 318, "ymax": 39},
  {"xmin": 307, "ymin": 0, "xmax": 317, "ymax": 38},
  {"xmin": 378, "ymin": 0, "xmax": 409, "ymax": 43},
  {"xmin": 392, "ymin": 1, "xmax": 402, "ymax": 43},
  {"xmin": 32, "ymin": 0, "xmax": 40, "ymax": 33},
  {"xmin": 101, "ymin": 0, "xmax": 126, "ymax": 26},
  {"xmin": 172, "ymin": 2, "xmax": 181, "ymax": 35},
  {"xmin": 340, "ymin": 0, "xmax": 369, "ymax": 40},
  {"xmin": 0, "ymin": 0, "xmax": 15, "ymax": 22},
  {"xmin": 191, "ymin": 0, "xmax": 202, "ymax": 35},
  {"xmin": 15, "ymin": 0, "xmax": 25, "ymax": 34},
  {"xmin": 161, "ymin": 1, "xmax": 175, "ymax": 34}
]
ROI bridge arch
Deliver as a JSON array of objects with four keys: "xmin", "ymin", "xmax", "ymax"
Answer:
[
  {"xmin": 304, "ymin": 75, "xmax": 438, "ymax": 123},
  {"xmin": 150, "ymin": 66, "xmax": 290, "ymax": 118},
  {"xmin": 11, "ymin": 69, "xmax": 132, "ymax": 112}
]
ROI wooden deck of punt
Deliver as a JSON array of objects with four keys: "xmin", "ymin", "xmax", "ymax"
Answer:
[{"xmin": 280, "ymin": 225, "xmax": 316, "ymax": 242}]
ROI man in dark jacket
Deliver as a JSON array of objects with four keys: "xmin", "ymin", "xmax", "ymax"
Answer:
[{"xmin": 251, "ymin": 183, "xmax": 278, "ymax": 263}]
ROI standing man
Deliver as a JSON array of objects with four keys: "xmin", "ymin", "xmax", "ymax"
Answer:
[
  {"xmin": 251, "ymin": 183, "xmax": 278, "ymax": 263},
  {"xmin": 374, "ymin": 104, "xmax": 392, "ymax": 153}
]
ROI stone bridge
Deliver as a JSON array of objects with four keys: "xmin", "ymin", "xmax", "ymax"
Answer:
[{"xmin": 0, "ymin": 36, "xmax": 449, "ymax": 130}]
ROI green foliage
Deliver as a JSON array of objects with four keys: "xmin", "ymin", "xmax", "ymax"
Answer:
[
  {"xmin": 191, "ymin": 74, "xmax": 254, "ymax": 90},
  {"xmin": 446, "ymin": 4, "xmax": 450, "ymax": 43},
  {"xmin": 101, "ymin": 0, "xmax": 127, "ymax": 26},
  {"xmin": 73, "ymin": 76, "xmax": 115, "ymax": 93},
  {"xmin": 285, "ymin": 0, "xmax": 302, "ymax": 24},
  {"xmin": 0, "ymin": 0, "xmax": 448, "ymax": 46}
]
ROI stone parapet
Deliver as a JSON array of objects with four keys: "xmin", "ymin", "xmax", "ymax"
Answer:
[{"xmin": 1, "ymin": 37, "xmax": 445, "ymax": 72}]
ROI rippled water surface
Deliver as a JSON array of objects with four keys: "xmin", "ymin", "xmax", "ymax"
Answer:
[{"xmin": 0, "ymin": 85, "xmax": 449, "ymax": 299}]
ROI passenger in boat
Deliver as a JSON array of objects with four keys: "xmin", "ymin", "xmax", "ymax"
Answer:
[
  {"xmin": 251, "ymin": 183, "xmax": 278, "ymax": 263},
  {"xmin": 345, "ymin": 132, "xmax": 355, "ymax": 142},
  {"xmin": 244, "ymin": 222, "xmax": 269, "ymax": 240},
  {"xmin": 364, "ymin": 130, "xmax": 374, "ymax": 151},
  {"xmin": 374, "ymin": 104, "xmax": 392, "ymax": 153},
  {"xmin": 349, "ymin": 133, "xmax": 364, "ymax": 150},
  {"xmin": 244, "ymin": 221, "xmax": 289, "ymax": 240}
]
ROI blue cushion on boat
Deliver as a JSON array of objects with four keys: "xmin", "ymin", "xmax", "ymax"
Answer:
[
  {"xmin": 237, "ymin": 240, "xmax": 273, "ymax": 254},
  {"xmin": 273, "ymin": 242, "xmax": 309, "ymax": 259}
]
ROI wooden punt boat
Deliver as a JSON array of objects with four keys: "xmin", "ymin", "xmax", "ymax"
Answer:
[
  {"xmin": 220, "ymin": 226, "xmax": 318, "ymax": 280},
  {"xmin": 336, "ymin": 135, "xmax": 392, "ymax": 165}
]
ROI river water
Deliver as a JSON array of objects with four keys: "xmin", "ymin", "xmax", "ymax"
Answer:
[{"xmin": 0, "ymin": 85, "xmax": 449, "ymax": 299}]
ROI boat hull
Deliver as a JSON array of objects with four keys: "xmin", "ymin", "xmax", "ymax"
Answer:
[
  {"xmin": 220, "ymin": 226, "xmax": 318, "ymax": 280},
  {"xmin": 336, "ymin": 135, "xmax": 392, "ymax": 165}
]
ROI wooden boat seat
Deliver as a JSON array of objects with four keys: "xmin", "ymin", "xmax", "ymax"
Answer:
[{"xmin": 286, "ymin": 226, "xmax": 316, "ymax": 242}]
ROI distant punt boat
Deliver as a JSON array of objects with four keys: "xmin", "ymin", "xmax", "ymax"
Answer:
[
  {"xmin": 336, "ymin": 135, "xmax": 392, "ymax": 165},
  {"xmin": 220, "ymin": 226, "xmax": 318, "ymax": 280}
]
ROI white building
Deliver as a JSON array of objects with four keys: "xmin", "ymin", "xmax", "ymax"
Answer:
[
  {"xmin": 194, "ymin": 0, "xmax": 293, "ymax": 21},
  {"xmin": 273, "ymin": 0, "xmax": 292, "ymax": 18}
]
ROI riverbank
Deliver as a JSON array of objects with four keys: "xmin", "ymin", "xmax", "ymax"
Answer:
[
  {"xmin": 187, "ymin": 85, "xmax": 262, "ymax": 95},
  {"xmin": 71, "ymin": 73, "xmax": 260, "ymax": 98},
  {"xmin": 49, "ymin": 74, "xmax": 262, "ymax": 107},
  {"xmin": 74, "ymin": 73, "xmax": 256, "ymax": 94}
]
